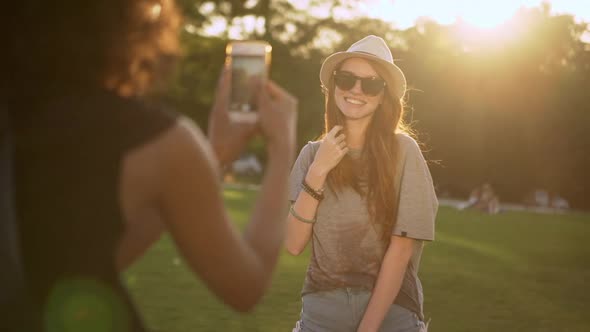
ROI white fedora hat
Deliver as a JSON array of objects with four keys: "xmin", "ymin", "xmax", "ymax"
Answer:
[{"xmin": 320, "ymin": 35, "xmax": 406, "ymax": 100}]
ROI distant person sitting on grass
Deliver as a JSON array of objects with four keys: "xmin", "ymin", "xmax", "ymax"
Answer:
[
  {"xmin": 463, "ymin": 183, "xmax": 500, "ymax": 214},
  {"xmin": 3, "ymin": 0, "xmax": 297, "ymax": 331}
]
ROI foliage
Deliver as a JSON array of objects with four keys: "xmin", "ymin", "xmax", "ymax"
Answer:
[{"xmin": 158, "ymin": 1, "xmax": 590, "ymax": 209}]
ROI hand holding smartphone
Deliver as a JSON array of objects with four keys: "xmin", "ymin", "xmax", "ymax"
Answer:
[
  {"xmin": 211, "ymin": 40, "xmax": 296, "ymax": 166},
  {"xmin": 225, "ymin": 40, "xmax": 272, "ymax": 123}
]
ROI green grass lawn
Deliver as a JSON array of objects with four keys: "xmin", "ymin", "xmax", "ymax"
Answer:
[{"xmin": 125, "ymin": 188, "xmax": 590, "ymax": 331}]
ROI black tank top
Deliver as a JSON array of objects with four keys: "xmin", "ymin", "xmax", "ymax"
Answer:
[{"xmin": 14, "ymin": 89, "xmax": 178, "ymax": 331}]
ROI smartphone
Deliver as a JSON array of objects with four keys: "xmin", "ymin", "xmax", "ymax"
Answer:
[{"xmin": 225, "ymin": 40, "xmax": 272, "ymax": 122}]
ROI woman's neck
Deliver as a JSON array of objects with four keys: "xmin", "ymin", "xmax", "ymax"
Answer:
[{"xmin": 345, "ymin": 118, "xmax": 371, "ymax": 150}]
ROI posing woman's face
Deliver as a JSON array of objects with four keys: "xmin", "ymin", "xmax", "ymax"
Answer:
[{"xmin": 334, "ymin": 57, "xmax": 385, "ymax": 122}]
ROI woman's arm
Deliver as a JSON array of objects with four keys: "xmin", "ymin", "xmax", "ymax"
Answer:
[
  {"xmin": 285, "ymin": 126, "xmax": 348, "ymax": 255},
  {"xmin": 357, "ymin": 235, "xmax": 415, "ymax": 332},
  {"xmin": 116, "ymin": 73, "xmax": 296, "ymax": 310},
  {"xmin": 157, "ymin": 116, "xmax": 293, "ymax": 312},
  {"xmin": 130, "ymin": 76, "xmax": 296, "ymax": 312},
  {"xmin": 285, "ymin": 162, "xmax": 325, "ymax": 255},
  {"xmin": 117, "ymin": 70, "xmax": 298, "ymax": 311}
]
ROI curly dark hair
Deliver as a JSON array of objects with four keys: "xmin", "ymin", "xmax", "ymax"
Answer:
[{"xmin": 1, "ymin": 0, "xmax": 181, "ymax": 104}]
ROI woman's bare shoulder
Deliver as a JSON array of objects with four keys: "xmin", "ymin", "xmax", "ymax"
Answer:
[{"xmin": 121, "ymin": 117, "xmax": 217, "ymax": 204}]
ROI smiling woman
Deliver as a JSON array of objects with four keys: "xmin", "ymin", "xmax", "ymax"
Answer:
[
  {"xmin": 286, "ymin": 35, "xmax": 438, "ymax": 332},
  {"xmin": 333, "ymin": 58, "xmax": 386, "ymax": 123}
]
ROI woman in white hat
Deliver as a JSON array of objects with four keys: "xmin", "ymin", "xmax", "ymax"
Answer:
[{"xmin": 286, "ymin": 35, "xmax": 438, "ymax": 331}]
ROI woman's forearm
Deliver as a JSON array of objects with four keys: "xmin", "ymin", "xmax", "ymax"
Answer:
[
  {"xmin": 357, "ymin": 236, "xmax": 414, "ymax": 332},
  {"xmin": 285, "ymin": 163, "xmax": 327, "ymax": 255}
]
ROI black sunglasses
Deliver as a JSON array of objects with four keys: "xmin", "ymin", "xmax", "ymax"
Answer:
[{"xmin": 333, "ymin": 71, "xmax": 386, "ymax": 96}]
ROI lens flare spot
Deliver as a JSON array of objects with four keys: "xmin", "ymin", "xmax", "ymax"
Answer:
[{"xmin": 44, "ymin": 278, "xmax": 130, "ymax": 332}]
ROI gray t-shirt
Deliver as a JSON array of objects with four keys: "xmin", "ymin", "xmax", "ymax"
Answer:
[{"xmin": 288, "ymin": 133, "xmax": 438, "ymax": 320}]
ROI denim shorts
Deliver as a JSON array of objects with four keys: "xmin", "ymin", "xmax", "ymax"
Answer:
[{"xmin": 292, "ymin": 288, "xmax": 428, "ymax": 332}]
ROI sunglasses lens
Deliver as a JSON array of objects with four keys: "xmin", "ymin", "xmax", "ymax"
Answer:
[
  {"xmin": 334, "ymin": 73, "xmax": 356, "ymax": 91},
  {"xmin": 333, "ymin": 71, "xmax": 385, "ymax": 96},
  {"xmin": 362, "ymin": 79, "xmax": 385, "ymax": 96}
]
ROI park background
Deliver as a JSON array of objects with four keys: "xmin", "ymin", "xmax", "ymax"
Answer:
[
  {"xmin": 127, "ymin": 0, "xmax": 590, "ymax": 331},
  {"xmin": 160, "ymin": 0, "xmax": 590, "ymax": 210}
]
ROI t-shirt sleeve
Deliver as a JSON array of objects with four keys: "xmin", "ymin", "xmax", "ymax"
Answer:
[
  {"xmin": 392, "ymin": 137, "xmax": 438, "ymax": 241},
  {"xmin": 288, "ymin": 142, "xmax": 315, "ymax": 202}
]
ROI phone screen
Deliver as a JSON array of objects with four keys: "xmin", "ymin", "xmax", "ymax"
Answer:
[
  {"xmin": 226, "ymin": 41, "xmax": 271, "ymax": 121},
  {"xmin": 230, "ymin": 55, "xmax": 266, "ymax": 113}
]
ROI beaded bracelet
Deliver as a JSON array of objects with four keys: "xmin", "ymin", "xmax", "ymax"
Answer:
[
  {"xmin": 301, "ymin": 180, "xmax": 324, "ymax": 201},
  {"xmin": 289, "ymin": 204, "xmax": 316, "ymax": 224}
]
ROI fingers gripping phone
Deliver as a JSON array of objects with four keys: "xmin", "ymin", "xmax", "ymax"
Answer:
[{"xmin": 225, "ymin": 40, "xmax": 272, "ymax": 122}]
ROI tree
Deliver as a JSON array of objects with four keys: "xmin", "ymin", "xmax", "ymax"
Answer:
[{"xmin": 161, "ymin": 1, "xmax": 590, "ymax": 209}]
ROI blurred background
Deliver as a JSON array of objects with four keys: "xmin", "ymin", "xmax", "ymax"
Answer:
[{"xmin": 158, "ymin": 0, "xmax": 589, "ymax": 211}]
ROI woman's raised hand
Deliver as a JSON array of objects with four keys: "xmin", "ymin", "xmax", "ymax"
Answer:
[
  {"xmin": 256, "ymin": 80, "xmax": 298, "ymax": 154},
  {"xmin": 209, "ymin": 69, "xmax": 297, "ymax": 165},
  {"xmin": 310, "ymin": 125, "xmax": 349, "ymax": 177}
]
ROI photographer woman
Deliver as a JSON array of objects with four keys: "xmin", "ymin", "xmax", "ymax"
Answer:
[{"xmin": 2, "ymin": 0, "xmax": 297, "ymax": 330}]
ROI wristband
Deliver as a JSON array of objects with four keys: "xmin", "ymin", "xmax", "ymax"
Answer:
[
  {"xmin": 302, "ymin": 180, "xmax": 324, "ymax": 201},
  {"xmin": 289, "ymin": 204, "xmax": 316, "ymax": 224}
]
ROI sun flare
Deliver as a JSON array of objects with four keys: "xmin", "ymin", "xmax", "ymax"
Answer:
[
  {"xmin": 365, "ymin": 0, "xmax": 546, "ymax": 29},
  {"xmin": 453, "ymin": 1, "xmax": 528, "ymax": 29}
]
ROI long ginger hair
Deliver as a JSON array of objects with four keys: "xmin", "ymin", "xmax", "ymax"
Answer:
[{"xmin": 323, "ymin": 59, "xmax": 409, "ymax": 243}]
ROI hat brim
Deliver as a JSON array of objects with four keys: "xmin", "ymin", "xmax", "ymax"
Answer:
[{"xmin": 319, "ymin": 51, "xmax": 406, "ymax": 100}]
